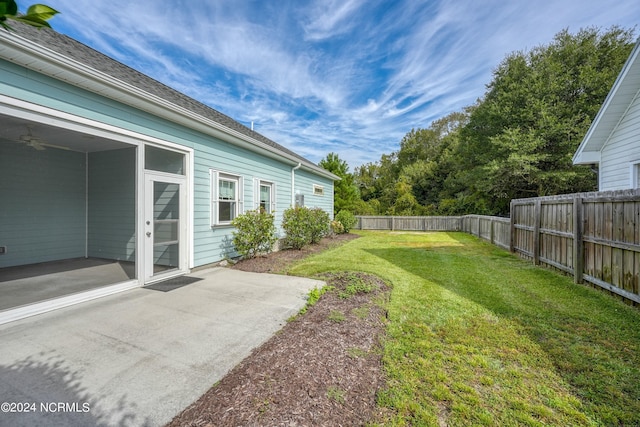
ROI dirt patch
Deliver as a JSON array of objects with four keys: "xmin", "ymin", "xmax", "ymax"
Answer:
[{"xmin": 167, "ymin": 235, "xmax": 391, "ymax": 427}]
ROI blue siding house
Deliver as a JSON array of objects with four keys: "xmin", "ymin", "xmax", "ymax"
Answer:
[{"xmin": 0, "ymin": 24, "xmax": 337, "ymax": 323}]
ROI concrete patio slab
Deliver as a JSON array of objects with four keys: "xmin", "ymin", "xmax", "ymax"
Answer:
[{"xmin": 0, "ymin": 268, "xmax": 322, "ymax": 427}]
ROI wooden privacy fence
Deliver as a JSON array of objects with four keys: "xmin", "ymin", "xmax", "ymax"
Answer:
[
  {"xmin": 356, "ymin": 188, "xmax": 640, "ymax": 305},
  {"xmin": 355, "ymin": 215, "xmax": 462, "ymax": 232},
  {"xmin": 355, "ymin": 215, "xmax": 510, "ymax": 248},
  {"xmin": 511, "ymin": 189, "xmax": 640, "ymax": 304},
  {"xmin": 461, "ymin": 215, "xmax": 511, "ymax": 250}
]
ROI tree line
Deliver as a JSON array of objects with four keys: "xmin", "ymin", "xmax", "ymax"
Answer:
[{"xmin": 320, "ymin": 26, "xmax": 637, "ymax": 217}]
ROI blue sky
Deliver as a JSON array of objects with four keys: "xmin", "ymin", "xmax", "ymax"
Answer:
[{"xmin": 43, "ymin": 0, "xmax": 639, "ymax": 169}]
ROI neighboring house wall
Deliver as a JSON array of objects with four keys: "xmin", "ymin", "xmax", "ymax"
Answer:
[
  {"xmin": 0, "ymin": 142, "xmax": 86, "ymax": 267},
  {"xmin": 599, "ymin": 95, "xmax": 640, "ymax": 190},
  {"xmin": 87, "ymin": 148, "xmax": 136, "ymax": 262}
]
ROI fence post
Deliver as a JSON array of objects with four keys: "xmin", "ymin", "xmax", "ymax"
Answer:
[
  {"xmin": 490, "ymin": 218, "xmax": 495, "ymax": 244},
  {"xmin": 391, "ymin": 216, "xmax": 395, "ymax": 231},
  {"xmin": 510, "ymin": 201, "xmax": 515, "ymax": 253},
  {"xmin": 533, "ymin": 199, "xmax": 541, "ymax": 265},
  {"xmin": 573, "ymin": 197, "xmax": 584, "ymax": 284}
]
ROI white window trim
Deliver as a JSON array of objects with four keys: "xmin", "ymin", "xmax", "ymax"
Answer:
[
  {"xmin": 210, "ymin": 169, "xmax": 243, "ymax": 226},
  {"xmin": 254, "ymin": 179, "xmax": 276, "ymax": 214},
  {"xmin": 313, "ymin": 184, "xmax": 325, "ymax": 196},
  {"xmin": 629, "ymin": 161, "xmax": 640, "ymax": 189}
]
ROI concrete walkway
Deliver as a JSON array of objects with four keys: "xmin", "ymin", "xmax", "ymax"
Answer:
[{"xmin": 0, "ymin": 268, "xmax": 322, "ymax": 427}]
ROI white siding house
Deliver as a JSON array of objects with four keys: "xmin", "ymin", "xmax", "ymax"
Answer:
[
  {"xmin": 573, "ymin": 38, "xmax": 640, "ymax": 190},
  {"xmin": 0, "ymin": 24, "xmax": 337, "ymax": 323}
]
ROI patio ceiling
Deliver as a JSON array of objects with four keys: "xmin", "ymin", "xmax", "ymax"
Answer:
[{"xmin": 0, "ymin": 113, "xmax": 131, "ymax": 153}]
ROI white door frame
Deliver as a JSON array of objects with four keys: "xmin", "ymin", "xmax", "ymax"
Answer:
[{"xmin": 142, "ymin": 171, "xmax": 189, "ymax": 283}]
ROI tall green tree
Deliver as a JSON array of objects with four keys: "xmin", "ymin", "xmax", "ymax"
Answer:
[
  {"xmin": 346, "ymin": 26, "xmax": 636, "ymax": 217},
  {"xmin": 450, "ymin": 26, "xmax": 635, "ymax": 214},
  {"xmin": 354, "ymin": 111, "xmax": 469, "ymax": 215},
  {"xmin": 319, "ymin": 152, "xmax": 359, "ymax": 214}
]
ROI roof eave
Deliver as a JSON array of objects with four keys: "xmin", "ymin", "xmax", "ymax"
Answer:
[
  {"xmin": 572, "ymin": 150, "xmax": 601, "ymax": 165},
  {"xmin": 573, "ymin": 38, "xmax": 640, "ymax": 165}
]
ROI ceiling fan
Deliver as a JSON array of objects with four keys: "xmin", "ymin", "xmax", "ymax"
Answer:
[{"xmin": 9, "ymin": 125, "xmax": 70, "ymax": 151}]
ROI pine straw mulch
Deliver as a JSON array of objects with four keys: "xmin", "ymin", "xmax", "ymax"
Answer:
[{"xmin": 167, "ymin": 234, "xmax": 392, "ymax": 427}]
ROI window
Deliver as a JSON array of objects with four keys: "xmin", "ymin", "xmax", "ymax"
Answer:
[
  {"xmin": 254, "ymin": 179, "xmax": 276, "ymax": 213},
  {"xmin": 211, "ymin": 170, "xmax": 243, "ymax": 226},
  {"xmin": 145, "ymin": 145, "xmax": 185, "ymax": 175},
  {"xmin": 313, "ymin": 184, "xmax": 324, "ymax": 196},
  {"xmin": 219, "ymin": 178, "xmax": 237, "ymax": 222},
  {"xmin": 631, "ymin": 161, "xmax": 640, "ymax": 189}
]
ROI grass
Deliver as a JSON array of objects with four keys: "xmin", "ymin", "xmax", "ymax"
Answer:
[
  {"xmin": 287, "ymin": 231, "xmax": 640, "ymax": 426},
  {"xmin": 296, "ymin": 285, "xmax": 332, "ymax": 316},
  {"xmin": 338, "ymin": 273, "xmax": 375, "ymax": 298},
  {"xmin": 326, "ymin": 385, "xmax": 346, "ymax": 404},
  {"xmin": 328, "ymin": 309, "xmax": 346, "ymax": 323}
]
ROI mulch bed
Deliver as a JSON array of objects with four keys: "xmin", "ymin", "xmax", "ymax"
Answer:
[
  {"xmin": 229, "ymin": 233, "xmax": 360, "ymax": 273},
  {"xmin": 167, "ymin": 235, "xmax": 391, "ymax": 427}
]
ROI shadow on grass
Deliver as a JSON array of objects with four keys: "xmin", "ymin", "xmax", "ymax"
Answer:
[{"xmin": 364, "ymin": 232, "xmax": 640, "ymax": 424}]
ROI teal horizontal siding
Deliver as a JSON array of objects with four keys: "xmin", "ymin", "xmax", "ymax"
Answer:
[
  {"xmin": 87, "ymin": 148, "xmax": 136, "ymax": 262},
  {"xmin": 0, "ymin": 142, "xmax": 86, "ymax": 267},
  {"xmin": 294, "ymin": 170, "xmax": 334, "ymax": 217}
]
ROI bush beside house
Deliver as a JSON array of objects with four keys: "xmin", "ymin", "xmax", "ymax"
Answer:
[{"xmin": 231, "ymin": 209, "xmax": 278, "ymax": 259}]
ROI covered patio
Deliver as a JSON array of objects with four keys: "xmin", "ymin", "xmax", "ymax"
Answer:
[{"xmin": 0, "ymin": 108, "xmax": 191, "ymax": 324}]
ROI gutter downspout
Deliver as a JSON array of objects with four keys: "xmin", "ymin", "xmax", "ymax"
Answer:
[{"xmin": 291, "ymin": 162, "xmax": 301, "ymax": 206}]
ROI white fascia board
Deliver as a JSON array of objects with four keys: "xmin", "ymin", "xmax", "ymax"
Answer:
[
  {"xmin": 1, "ymin": 32, "xmax": 338, "ymax": 181},
  {"xmin": 573, "ymin": 150, "xmax": 601, "ymax": 165}
]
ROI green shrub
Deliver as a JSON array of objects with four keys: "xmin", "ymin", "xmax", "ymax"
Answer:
[
  {"xmin": 282, "ymin": 206, "xmax": 313, "ymax": 249},
  {"xmin": 330, "ymin": 220, "xmax": 344, "ymax": 235},
  {"xmin": 231, "ymin": 209, "xmax": 277, "ymax": 259},
  {"xmin": 309, "ymin": 207, "xmax": 330, "ymax": 244},
  {"xmin": 335, "ymin": 210, "xmax": 357, "ymax": 233},
  {"xmin": 282, "ymin": 206, "xmax": 331, "ymax": 248}
]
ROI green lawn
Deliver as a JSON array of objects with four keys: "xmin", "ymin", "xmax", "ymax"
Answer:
[{"xmin": 287, "ymin": 231, "xmax": 640, "ymax": 426}]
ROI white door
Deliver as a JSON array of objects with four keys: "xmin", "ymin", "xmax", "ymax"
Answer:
[{"xmin": 144, "ymin": 173, "xmax": 187, "ymax": 282}]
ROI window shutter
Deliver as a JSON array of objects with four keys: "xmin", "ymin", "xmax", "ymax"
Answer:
[
  {"xmin": 238, "ymin": 176, "xmax": 244, "ymax": 214},
  {"xmin": 210, "ymin": 170, "xmax": 219, "ymax": 226},
  {"xmin": 271, "ymin": 184, "xmax": 277, "ymax": 214},
  {"xmin": 253, "ymin": 178, "xmax": 260, "ymax": 210}
]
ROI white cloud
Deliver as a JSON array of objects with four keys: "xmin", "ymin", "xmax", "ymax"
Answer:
[
  {"xmin": 301, "ymin": 0, "xmax": 367, "ymax": 40},
  {"xmin": 48, "ymin": 0, "xmax": 640, "ymax": 169}
]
